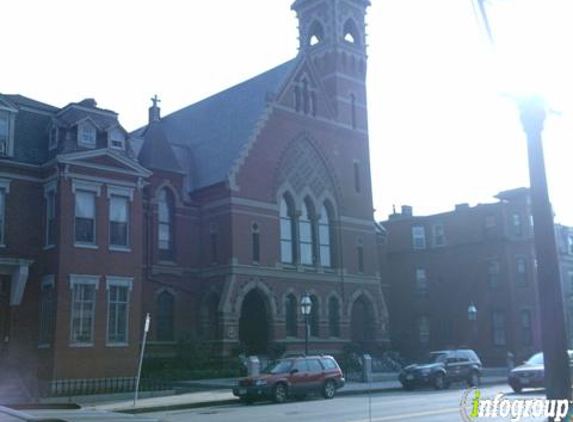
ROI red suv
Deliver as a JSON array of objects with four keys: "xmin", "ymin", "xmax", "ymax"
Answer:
[{"xmin": 233, "ymin": 355, "xmax": 345, "ymax": 403}]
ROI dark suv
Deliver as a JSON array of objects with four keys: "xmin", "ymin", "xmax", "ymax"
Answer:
[
  {"xmin": 233, "ymin": 355, "xmax": 345, "ymax": 403},
  {"xmin": 399, "ymin": 349, "xmax": 482, "ymax": 390}
]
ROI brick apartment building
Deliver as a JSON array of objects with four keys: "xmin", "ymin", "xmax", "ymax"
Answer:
[
  {"xmin": 0, "ymin": 0, "xmax": 389, "ymax": 392},
  {"xmin": 382, "ymin": 188, "xmax": 543, "ymax": 365},
  {"xmin": 382, "ymin": 188, "xmax": 573, "ymax": 365}
]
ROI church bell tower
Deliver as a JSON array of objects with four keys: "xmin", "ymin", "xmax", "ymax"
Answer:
[{"xmin": 291, "ymin": 0, "xmax": 370, "ymax": 128}]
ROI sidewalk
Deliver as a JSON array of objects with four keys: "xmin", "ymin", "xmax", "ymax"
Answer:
[{"xmin": 44, "ymin": 369, "xmax": 509, "ymax": 414}]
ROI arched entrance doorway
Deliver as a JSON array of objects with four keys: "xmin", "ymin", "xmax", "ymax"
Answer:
[
  {"xmin": 239, "ymin": 289, "xmax": 270, "ymax": 355},
  {"xmin": 350, "ymin": 295, "xmax": 376, "ymax": 345}
]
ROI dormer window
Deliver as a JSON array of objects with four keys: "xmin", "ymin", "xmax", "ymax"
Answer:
[
  {"xmin": 78, "ymin": 122, "xmax": 96, "ymax": 148},
  {"xmin": 108, "ymin": 128, "xmax": 125, "ymax": 150}
]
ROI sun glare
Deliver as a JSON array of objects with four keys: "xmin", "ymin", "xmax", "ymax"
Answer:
[{"xmin": 484, "ymin": 0, "xmax": 573, "ymax": 109}]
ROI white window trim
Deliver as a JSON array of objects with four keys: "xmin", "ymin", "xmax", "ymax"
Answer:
[
  {"xmin": 72, "ymin": 180, "xmax": 101, "ymax": 196},
  {"xmin": 77, "ymin": 121, "xmax": 97, "ymax": 148},
  {"xmin": 105, "ymin": 276, "xmax": 133, "ymax": 346},
  {"xmin": 108, "ymin": 193, "xmax": 130, "ymax": 250},
  {"xmin": 107, "ymin": 128, "xmax": 126, "ymax": 150},
  {"xmin": 105, "ymin": 276, "xmax": 133, "ymax": 290},
  {"xmin": 107, "ymin": 185, "xmax": 134, "ymax": 201},
  {"xmin": 69, "ymin": 275, "xmax": 100, "ymax": 347},
  {"xmin": 412, "ymin": 226, "xmax": 426, "ymax": 250},
  {"xmin": 74, "ymin": 188, "xmax": 98, "ymax": 247}
]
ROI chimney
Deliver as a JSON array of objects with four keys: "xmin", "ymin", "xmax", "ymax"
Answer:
[
  {"xmin": 455, "ymin": 203, "xmax": 470, "ymax": 212},
  {"xmin": 78, "ymin": 98, "xmax": 97, "ymax": 108},
  {"xmin": 149, "ymin": 94, "xmax": 161, "ymax": 123},
  {"xmin": 401, "ymin": 205, "xmax": 413, "ymax": 217}
]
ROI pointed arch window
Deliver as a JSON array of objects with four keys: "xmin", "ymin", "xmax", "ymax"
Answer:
[
  {"xmin": 308, "ymin": 21, "xmax": 324, "ymax": 46},
  {"xmin": 286, "ymin": 294, "xmax": 298, "ymax": 337},
  {"xmin": 156, "ymin": 290, "xmax": 174, "ymax": 341},
  {"xmin": 252, "ymin": 222, "xmax": 260, "ymax": 263},
  {"xmin": 328, "ymin": 296, "xmax": 340, "ymax": 337},
  {"xmin": 158, "ymin": 189, "xmax": 174, "ymax": 260},
  {"xmin": 319, "ymin": 204, "xmax": 333, "ymax": 267},
  {"xmin": 357, "ymin": 237, "xmax": 364, "ymax": 273},
  {"xmin": 280, "ymin": 195, "xmax": 296, "ymax": 264},
  {"xmin": 300, "ymin": 199, "xmax": 316, "ymax": 265},
  {"xmin": 309, "ymin": 295, "xmax": 319, "ymax": 337},
  {"xmin": 343, "ymin": 19, "xmax": 360, "ymax": 45}
]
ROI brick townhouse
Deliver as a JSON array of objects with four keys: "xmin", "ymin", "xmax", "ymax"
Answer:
[
  {"xmin": 0, "ymin": 0, "xmax": 389, "ymax": 392},
  {"xmin": 382, "ymin": 188, "xmax": 573, "ymax": 365}
]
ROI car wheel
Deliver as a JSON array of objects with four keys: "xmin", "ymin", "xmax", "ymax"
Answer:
[
  {"xmin": 433, "ymin": 373, "xmax": 446, "ymax": 390},
  {"xmin": 468, "ymin": 371, "xmax": 480, "ymax": 387},
  {"xmin": 511, "ymin": 383, "xmax": 522, "ymax": 393},
  {"xmin": 273, "ymin": 383, "xmax": 288, "ymax": 403},
  {"xmin": 323, "ymin": 379, "xmax": 336, "ymax": 399},
  {"xmin": 402, "ymin": 382, "xmax": 415, "ymax": 391}
]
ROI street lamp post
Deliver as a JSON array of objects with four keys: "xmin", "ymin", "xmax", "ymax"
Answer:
[
  {"xmin": 467, "ymin": 303, "xmax": 477, "ymax": 349},
  {"xmin": 475, "ymin": 1, "xmax": 572, "ymax": 404},
  {"xmin": 518, "ymin": 96, "xmax": 571, "ymax": 402},
  {"xmin": 300, "ymin": 293, "xmax": 312, "ymax": 356}
]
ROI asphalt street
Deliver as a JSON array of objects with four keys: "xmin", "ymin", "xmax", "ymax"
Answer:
[{"xmin": 142, "ymin": 385, "xmax": 554, "ymax": 422}]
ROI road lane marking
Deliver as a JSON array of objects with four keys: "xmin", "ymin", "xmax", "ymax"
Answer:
[{"xmin": 344, "ymin": 406, "xmax": 461, "ymax": 422}]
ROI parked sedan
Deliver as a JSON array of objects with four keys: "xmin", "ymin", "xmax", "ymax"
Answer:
[{"xmin": 508, "ymin": 351, "xmax": 573, "ymax": 393}]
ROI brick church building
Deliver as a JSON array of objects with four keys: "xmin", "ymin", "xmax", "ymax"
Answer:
[{"xmin": 0, "ymin": 0, "xmax": 388, "ymax": 391}]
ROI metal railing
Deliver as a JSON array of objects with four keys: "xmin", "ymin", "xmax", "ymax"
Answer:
[{"xmin": 39, "ymin": 377, "xmax": 175, "ymax": 397}]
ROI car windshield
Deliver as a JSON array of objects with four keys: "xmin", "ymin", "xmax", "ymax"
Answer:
[
  {"xmin": 420, "ymin": 353, "xmax": 447, "ymax": 364},
  {"xmin": 526, "ymin": 353, "xmax": 544, "ymax": 365},
  {"xmin": 262, "ymin": 359, "xmax": 293, "ymax": 374}
]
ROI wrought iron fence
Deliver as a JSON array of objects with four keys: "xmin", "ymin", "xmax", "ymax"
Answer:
[{"xmin": 39, "ymin": 377, "xmax": 176, "ymax": 397}]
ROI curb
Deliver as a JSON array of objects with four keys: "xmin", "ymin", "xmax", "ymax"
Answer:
[{"xmin": 114, "ymin": 379, "xmax": 507, "ymax": 415}]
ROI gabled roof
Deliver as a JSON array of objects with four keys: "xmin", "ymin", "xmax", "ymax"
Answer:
[
  {"xmin": 133, "ymin": 59, "xmax": 297, "ymax": 190},
  {"xmin": 138, "ymin": 121, "xmax": 183, "ymax": 174}
]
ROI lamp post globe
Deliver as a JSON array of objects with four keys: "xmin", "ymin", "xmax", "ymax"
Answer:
[
  {"xmin": 300, "ymin": 294, "xmax": 312, "ymax": 355},
  {"xmin": 468, "ymin": 303, "xmax": 477, "ymax": 322}
]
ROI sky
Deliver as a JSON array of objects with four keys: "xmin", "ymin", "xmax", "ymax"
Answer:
[{"xmin": 2, "ymin": 0, "xmax": 572, "ymax": 225}]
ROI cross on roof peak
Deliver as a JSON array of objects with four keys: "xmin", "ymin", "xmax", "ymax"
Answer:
[{"xmin": 151, "ymin": 95, "xmax": 161, "ymax": 108}]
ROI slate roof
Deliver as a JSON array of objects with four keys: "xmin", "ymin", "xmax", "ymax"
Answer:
[
  {"xmin": 0, "ymin": 94, "xmax": 58, "ymax": 164},
  {"xmin": 138, "ymin": 121, "xmax": 183, "ymax": 173},
  {"xmin": 133, "ymin": 59, "xmax": 297, "ymax": 190},
  {"xmin": 56, "ymin": 106, "xmax": 119, "ymax": 131},
  {"xmin": 3, "ymin": 94, "xmax": 58, "ymax": 112}
]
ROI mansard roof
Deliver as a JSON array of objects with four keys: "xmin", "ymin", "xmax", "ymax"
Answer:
[
  {"xmin": 133, "ymin": 59, "xmax": 296, "ymax": 190},
  {"xmin": 56, "ymin": 100, "xmax": 120, "ymax": 131},
  {"xmin": 2, "ymin": 94, "xmax": 58, "ymax": 112},
  {"xmin": 0, "ymin": 93, "xmax": 57, "ymax": 164}
]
